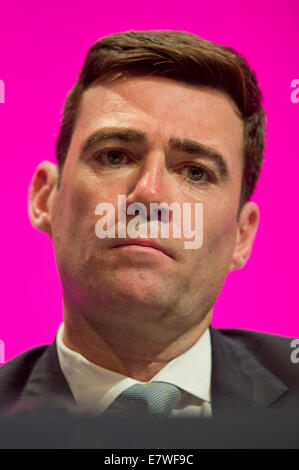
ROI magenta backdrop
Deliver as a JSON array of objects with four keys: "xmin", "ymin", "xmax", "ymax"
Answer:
[{"xmin": 0, "ymin": 0, "xmax": 298, "ymax": 363}]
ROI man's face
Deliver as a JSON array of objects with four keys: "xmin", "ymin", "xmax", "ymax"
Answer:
[{"xmin": 44, "ymin": 76, "xmax": 250, "ymax": 333}]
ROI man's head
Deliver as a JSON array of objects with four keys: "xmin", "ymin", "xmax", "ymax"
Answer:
[
  {"xmin": 55, "ymin": 30, "xmax": 266, "ymax": 214},
  {"xmin": 28, "ymin": 30, "xmax": 265, "ymax": 353}
]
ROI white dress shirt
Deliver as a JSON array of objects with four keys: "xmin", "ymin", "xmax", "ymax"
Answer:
[{"xmin": 56, "ymin": 322, "xmax": 212, "ymax": 417}]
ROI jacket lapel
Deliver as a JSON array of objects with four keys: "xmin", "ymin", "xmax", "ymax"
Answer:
[
  {"xmin": 11, "ymin": 336, "xmax": 76, "ymax": 414},
  {"xmin": 209, "ymin": 326, "xmax": 288, "ymax": 416}
]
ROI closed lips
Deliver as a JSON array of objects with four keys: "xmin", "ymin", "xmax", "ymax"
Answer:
[{"xmin": 114, "ymin": 240, "xmax": 174, "ymax": 258}]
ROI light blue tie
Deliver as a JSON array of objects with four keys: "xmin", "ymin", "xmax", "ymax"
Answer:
[{"xmin": 111, "ymin": 381, "xmax": 182, "ymax": 417}]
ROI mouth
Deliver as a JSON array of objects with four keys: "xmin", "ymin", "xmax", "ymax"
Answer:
[{"xmin": 113, "ymin": 239, "xmax": 174, "ymax": 259}]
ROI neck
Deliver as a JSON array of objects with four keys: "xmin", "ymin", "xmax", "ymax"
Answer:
[{"xmin": 62, "ymin": 300, "xmax": 212, "ymax": 382}]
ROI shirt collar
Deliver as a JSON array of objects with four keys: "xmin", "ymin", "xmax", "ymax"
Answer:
[{"xmin": 56, "ymin": 322, "xmax": 211, "ymax": 414}]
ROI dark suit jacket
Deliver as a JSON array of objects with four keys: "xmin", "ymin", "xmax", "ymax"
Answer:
[{"xmin": 0, "ymin": 326, "xmax": 298, "ymax": 417}]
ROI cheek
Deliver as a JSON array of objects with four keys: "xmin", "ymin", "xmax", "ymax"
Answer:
[
  {"xmin": 205, "ymin": 211, "xmax": 238, "ymax": 264},
  {"xmin": 61, "ymin": 171, "xmax": 101, "ymax": 229},
  {"xmin": 51, "ymin": 176, "xmax": 93, "ymax": 260}
]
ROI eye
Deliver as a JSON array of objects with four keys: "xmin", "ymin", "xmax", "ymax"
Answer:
[
  {"xmin": 94, "ymin": 149, "xmax": 130, "ymax": 166},
  {"xmin": 181, "ymin": 165, "xmax": 214, "ymax": 185}
]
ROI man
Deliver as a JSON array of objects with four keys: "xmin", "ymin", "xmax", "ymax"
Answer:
[{"xmin": 0, "ymin": 30, "xmax": 298, "ymax": 418}]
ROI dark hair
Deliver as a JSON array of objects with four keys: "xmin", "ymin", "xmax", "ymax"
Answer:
[{"xmin": 56, "ymin": 30, "xmax": 266, "ymax": 214}]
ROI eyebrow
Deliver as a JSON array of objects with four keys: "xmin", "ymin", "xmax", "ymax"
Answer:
[
  {"xmin": 169, "ymin": 136, "xmax": 229, "ymax": 181},
  {"xmin": 79, "ymin": 127, "xmax": 229, "ymax": 181},
  {"xmin": 79, "ymin": 128, "xmax": 147, "ymax": 157}
]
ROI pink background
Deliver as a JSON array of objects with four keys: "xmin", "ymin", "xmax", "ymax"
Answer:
[{"xmin": 0, "ymin": 0, "xmax": 298, "ymax": 363}]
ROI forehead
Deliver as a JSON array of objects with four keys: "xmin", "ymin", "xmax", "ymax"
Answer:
[{"xmin": 69, "ymin": 76, "xmax": 244, "ymax": 175}]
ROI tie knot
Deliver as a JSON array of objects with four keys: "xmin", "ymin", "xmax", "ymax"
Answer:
[{"xmin": 114, "ymin": 381, "xmax": 182, "ymax": 417}]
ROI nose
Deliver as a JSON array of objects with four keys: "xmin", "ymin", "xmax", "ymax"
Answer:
[{"xmin": 125, "ymin": 150, "xmax": 171, "ymax": 219}]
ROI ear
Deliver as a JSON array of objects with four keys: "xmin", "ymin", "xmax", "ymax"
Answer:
[
  {"xmin": 28, "ymin": 161, "xmax": 59, "ymax": 237},
  {"xmin": 228, "ymin": 201, "xmax": 259, "ymax": 272}
]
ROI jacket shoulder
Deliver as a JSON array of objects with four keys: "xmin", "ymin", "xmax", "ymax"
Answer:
[
  {"xmin": 211, "ymin": 327, "xmax": 299, "ymax": 389},
  {"xmin": 0, "ymin": 345, "xmax": 49, "ymax": 411},
  {"xmin": 213, "ymin": 327, "xmax": 296, "ymax": 350}
]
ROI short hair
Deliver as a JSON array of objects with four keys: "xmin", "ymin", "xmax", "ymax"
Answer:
[{"xmin": 55, "ymin": 30, "xmax": 266, "ymax": 215}]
